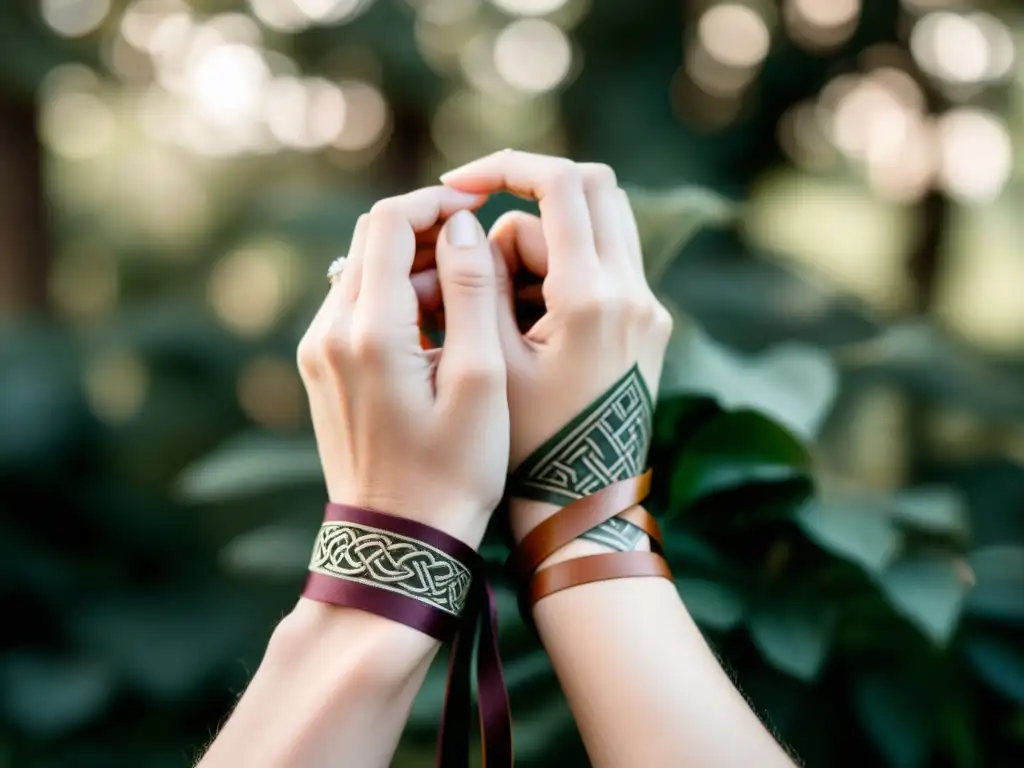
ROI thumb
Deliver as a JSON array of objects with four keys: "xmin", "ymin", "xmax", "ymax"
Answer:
[{"xmin": 434, "ymin": 210, "xmax": 505, "ymax": 404}]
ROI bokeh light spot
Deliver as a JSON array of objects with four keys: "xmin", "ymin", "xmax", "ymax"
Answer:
[
  {"xmin": 41, "ymin": 0, "xmax": 111, "ymax": 38},
  {"xmin": 489, "ymin": 0, "xmax": 567, "ymax": 15},
  {"xmin": 698, "ymin": 4, "xmax": 771, "ymax": 69},
  {"xmin": 334, "ymin": 80, "xmax": 390, "ymax": 151},
  {"xmin": 49, "ymin": 241, "xmax": 120, "ymax": 323},
  {"xmin": 493, "ymin": 18, "xmax": 572, "ymax": 93},
  {"xmin": 264, "ymin": 77, "xmax": 347, "ymax": 150},
  {"xmin": 208, "ymin": 241, "xmax": 299, "ymax": 336},
  {"xmin": 238, "ymin": 356, "xmax": 305, "ymax": 430},
  {"xmin": 41, "ymin": 90, "xmax": 117, "ymax": 160},
  {"xmin": 83, "ymin": 349, "xmax": 148, "ymax": 424},
  {"xmin": 935, "ymin": 109, "xmax": 1012, "ymax": 204}
]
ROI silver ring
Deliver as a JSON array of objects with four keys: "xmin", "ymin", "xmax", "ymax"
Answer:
[{"xmin": 326, "ymin": 256, "xmax": 348, "ymax": 283}]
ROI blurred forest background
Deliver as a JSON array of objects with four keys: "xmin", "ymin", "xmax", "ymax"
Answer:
[{"xmin": 1, "ymin": 0, "xmax": 1023, "ymax": 766}]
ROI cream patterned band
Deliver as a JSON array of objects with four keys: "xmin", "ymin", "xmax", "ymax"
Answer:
[
  {"xmin": 326, "ymin": 256, "xmax": 348, "ymax": 283},
  {"xmin": 308, "ymin": 520, "xmax": 473, "ymax": 616}
]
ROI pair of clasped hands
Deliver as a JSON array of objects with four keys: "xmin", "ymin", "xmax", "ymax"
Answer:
[
  {"xmin": 203, "ymin": 150, "xmax": 798, "ymax": 768},
  {"xmin": 297, "ymin": 150, "xmax": 672, "ymax": 548}
]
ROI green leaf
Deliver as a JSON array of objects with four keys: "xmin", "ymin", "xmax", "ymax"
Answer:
[
  {"xmin": 876, "ymin": 554, "xmax": 970, "ymax": 644},
  {"xmin": 839, "ymin": 322, "xmax": 1024, "ymax": 421},
  {"xmin": 676, "ymin": 578, "xmax": 745, "ymax": 630},
  {"xmin": 70, "ymin": 588, "xmax": 267, "ymax": 700},
  {"xmin": 796, "ymin": 498, "xmax": 903, "ymax": 575},
  {"xmin": 965, "ymin": 545, "xmax": 1024, "ymax": 623},
  {"xmin": 852, "ymin": 672, "xmax": 932, "ymax": 768},
  {"xmin": 0, "ymin": 654, "xmax": 113, "ymax": 737},
  {"xmin": 220, "ymin": 523, "xmax": 317, "ymax": 577},
  {"xmin": 177, "ymin": 432, "xmax": 321, "ymax": 502},
  {"xmin": 661, "ymin": 528, "xmax": 728, "ymax": 573},
  {"xmin": 660, "ymin": 318, "xmax": 838, "ymax": 441},
  {"xmin": 670, "ymin": 410, "xmax": 809, "ymax": 511},
  {"xmin": 247, "ymin": 191, "xmax": 367, "ymax": 247},
  {"xmin": 747, "ymin": 597, "xmax": 836, "ymax": 681},
  {"xmin": 407, "ymin": 657, "xmax": 450, "ymax": 733},
  {"xmin": 962, "ymin": 629, "xmax": 1024, "ymax": 702},
  {"xmin": 890, "ymin": 486, "xmax": 970, "ymax": 539},
  {"xmin": 510, "ymin": 689, "xmax": 580, "ymax": 764},
  {"xmin": 627, "ymin": 186, "xmax": 735, "ymax": 287},
  {"xmin": 0, "ymin": 3, "xmax": 87, "ymax": 97}
]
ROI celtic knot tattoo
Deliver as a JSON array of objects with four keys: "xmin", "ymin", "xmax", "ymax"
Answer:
[
  {"xmin": 509, "ymin": 364, "xmax": 655, "ymax": 551},
  {"xmin": 309, "ymin": 521, "xmax": 473, "ymax": 616}
]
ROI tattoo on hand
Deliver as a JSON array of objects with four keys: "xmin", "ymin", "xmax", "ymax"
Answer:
[{"xmin": 509, "ymin": 364, "xmax": 654, "ymax": 550}]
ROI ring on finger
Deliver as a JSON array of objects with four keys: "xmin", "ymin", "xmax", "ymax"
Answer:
[{"xmin": 326, "ymin": 255, "xmax": 348, "ymax": 284}]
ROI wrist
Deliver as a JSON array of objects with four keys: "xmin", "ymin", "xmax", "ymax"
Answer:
[
  {"xmin": 272, "ymin": 598, "xmax": 441, "ymax": 690},
  {"xmin": 326, "ymin": 490, "xmax": 493, "ymax": 550}
]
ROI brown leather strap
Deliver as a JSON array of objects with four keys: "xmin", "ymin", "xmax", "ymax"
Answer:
[
  {"xmin": 529, "ymin": 551, "xmax": 673, "ymax": 603},
  {"xmin": 509, "ymin": 470, "xmax": 653, "ymax": 581},
  {"xmin": 509, "ymin": 468, "xmax": 674, "ymax": 614}
]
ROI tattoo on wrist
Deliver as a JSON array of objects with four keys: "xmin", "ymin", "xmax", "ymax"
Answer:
[
  {"xmin": 309, "ymin": 521, "xmax": 473, "ymax": 615},
  {"xmin": 509, "ymin": 364, "xmax": 654, "ymax": 550}
]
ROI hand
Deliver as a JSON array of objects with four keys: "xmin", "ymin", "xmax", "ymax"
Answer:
[
  {"xmin": 440, "ymin": 151, "xmax": 673, "ymax": 536},
  {"xmin": 297, "ymin": 186, "xmax": 509, "ymax": 547}
]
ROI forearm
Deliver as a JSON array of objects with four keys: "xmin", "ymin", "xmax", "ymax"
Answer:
[
  {"xmin": 514, "ymin": 500, "xmax": 796, "ymax": 768},
  {"xmin": 198, "ymin": 598, "xmax": 440, "ymax": 768}
]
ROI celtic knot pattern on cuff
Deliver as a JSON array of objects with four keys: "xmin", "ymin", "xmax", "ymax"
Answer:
[{"xmin": 308, "ymin": 521, "xmax": 473, "ymax": 616}]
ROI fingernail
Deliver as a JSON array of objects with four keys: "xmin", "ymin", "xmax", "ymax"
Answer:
[
  {"xmin": 440, "ymin": 162, "xmax": 476, "ymax": 182},
  {"xmin": 445, "ymin": 188, "xmax": 482, "ymax": 203},
  {"xmin": 446, "ymin": 209, "xmax": 482, "ymax": 247}
]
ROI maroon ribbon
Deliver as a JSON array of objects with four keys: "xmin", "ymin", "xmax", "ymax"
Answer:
[{"xmin": 302, "ymin": 504, "xmax": 513, "ymax": 768}]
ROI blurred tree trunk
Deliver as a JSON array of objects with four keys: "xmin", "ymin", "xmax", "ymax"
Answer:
[
  {"xmin": 906, "ymin": 69, "xmax": 952, "ymax": 480},
  {"xmin": 0, "ymin": 93, "xmax": 50, "ymax": 317}
]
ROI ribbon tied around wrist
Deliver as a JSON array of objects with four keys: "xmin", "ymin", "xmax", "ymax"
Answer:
[
  {"xmin": 507, "ymin": 470, "xmax": 673, "ymax": 622},
  {"xmin": 303, "ymin": 503, "xmax": 512, "ymax": 768}
]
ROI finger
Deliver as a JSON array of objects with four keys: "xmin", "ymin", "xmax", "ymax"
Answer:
[
  {"xmin": 578, "ymin": 163, "xmax": 632, "ymax": 280},
  {"xmin": 337, "ymin": 214, "xmax": 370, "ymax": 301},
  {"xmin": 358, "ymin": 186, "xmax": 485, "ymax": 327},
  {"xmin": 488, "ymin": 210, "xmax": 548, "ymax": 278},
  {"xmin": 617, "ymin": 188, "xmax": 646, "ymax": 279},
  {"xmin": 440, "ymin": 150, "xmax": 598, "ymax": 284},
  {"xmin": 297, "ymin": 279, "xmax": 353, "ymax": 386},
  {"xmin": 411, "ymin": 268, "xmax": 442, "ymax": 312},
  {"xmin": 432, "ymin": 210, "xmax": 506, "ymax": 413}
]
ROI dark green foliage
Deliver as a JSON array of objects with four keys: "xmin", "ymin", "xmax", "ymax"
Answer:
[{"xmin": 1, "ymin": 2, "xmax": 1023, "ymax": 767}]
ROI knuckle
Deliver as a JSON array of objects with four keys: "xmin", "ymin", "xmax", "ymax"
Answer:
[
  {"xmin": 545, "ymin": 161, "xmax": 582, "ymax": 193},
  {"xmin": 564, "ymin": 290, "xmax": 607, "ymax": 321},
  {"xmin": 453, "ymin": 358, "xmax": 505, "ymax": 389},
  {"xmin": 349, "ymin": 328, "xmax": 388, "ymax": 364},
  {"xmin": 369, "ymin": 198, "xmax": 402, "ymax": 224},
  {"xmin": 444, "ymin": 260, "xmax": 494, "ymax": 292},
  {"xmin": 319, "ymin": 331, "xmax": 350, "ymax": 369},
  {"xmin": 296, "ymin": 334, "xmax": 322, "ymax": 380},
  {"xmin": 581, "ymin": 162, "xmax": 617, "ymax": 189},
  {"xmin": 653, "ymin": 302, "xmax": 674, "ymax": 336},
  {"xmin": 628, "ymin": 296, "xmax": 655, "ymax": 323}
]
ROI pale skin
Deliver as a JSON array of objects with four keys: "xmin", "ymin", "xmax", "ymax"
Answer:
[
  {"xmin": 199, "ymin": 155, "xmax": 796, "ymax": 768},
  {"xmin": 198, "ymin": 186, "xmax": 509, "ymax": 768},
  {"xmin": 440, "ymin": 150, "xmax": 796, "ymax": 768}
]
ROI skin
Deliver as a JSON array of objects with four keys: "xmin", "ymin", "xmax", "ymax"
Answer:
[
  {"xmin": 198, "ymin": 186, "xmax": 508, "ymax": 768},
  {"xmin": 441, "ymin": 150, "xmax": 798, "ymax": 768},
  {"xmin": 200, "ymin": 155, "xmax": 796, "ymax": 768}
]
